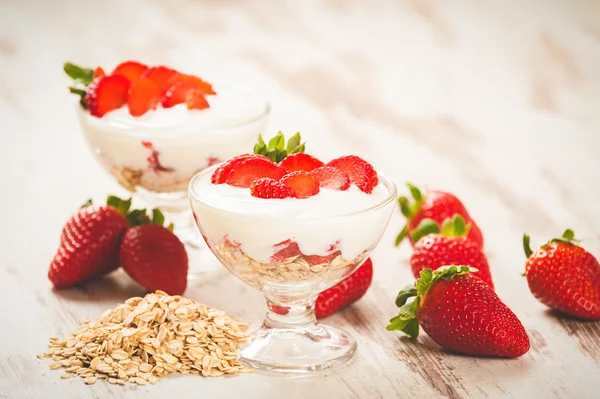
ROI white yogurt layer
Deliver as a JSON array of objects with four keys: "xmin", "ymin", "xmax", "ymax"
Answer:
[
  {"xmin": 190, "ymin": 167, "xmax": 396, "ymax": 262},
  {"xmin": 77, "ymin": 83, "xmax": 269, "ymax": 192}
]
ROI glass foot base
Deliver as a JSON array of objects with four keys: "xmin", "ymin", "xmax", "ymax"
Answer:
[{"xmin": 241, "ymin": 324, "xmax": 357, "ymax": 374}]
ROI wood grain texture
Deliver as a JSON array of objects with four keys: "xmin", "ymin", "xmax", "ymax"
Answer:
[{"xmin": 1, "ymin": 0, "xmax": 600, "ymax": 398}]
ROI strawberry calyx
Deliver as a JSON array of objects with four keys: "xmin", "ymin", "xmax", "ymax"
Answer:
[
  {"xmin": 522, "ymin": 229, "xmax": 580, "ymax": 259},
  {"xmin": 394, "ymin": 183, "xmax": 426, "ymax": 246},
  {"xmin": 64, "ymin": 62, "xmax": 95, "ymax": 108},
  {"xmin": 253, "ymin": 131, "xmax": 305, "ymax": 163},
  {"xmin": 386, "ymin": 265, "xmax": 471, "ymax": 338},
  {"xmin": 82, "ymin": 195, "xmax": 173, "ymax": 230},
  {"xmin": 409, "ymin": 214, "xmax": 471, "ymax": 243}
]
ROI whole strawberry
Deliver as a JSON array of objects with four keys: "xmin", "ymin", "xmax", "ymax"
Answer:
[
  {"xmin": 388, "ymin": 266, "xmax": 529, "ymax": 358},
  {"xmin": 523, "ymin": 229, "xmax": 600, "ymax": 320},
  {"xmin": 395, "ymin": 184, "xmax": 484, "ymax": 249},
  {"xmin": 410, "ymin": 215, "xmax": 494, "ymax": 289},
  {"xmin": 119, "ymin": 211, "xmax": 188, "ymax": 295},
  {"xmin": 316, "ymin": 258, "xmax": 373, "ymax": 318},
  {"xmin": 48, "ymin": 196, "xmax": 131, "ymax": 288}
]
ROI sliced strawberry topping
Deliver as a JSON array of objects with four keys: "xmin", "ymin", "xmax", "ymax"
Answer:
[
  {"xmin": 211, "ymin": 154, "xmax": 264, "ymax": 184},
  {"xmin": 162, "ymin": 81, "xmax": 212, "ymax": 109},
  {"xmin": 250, "ymin": 178, "xmax": 297, "ymax": 199},
  {"xmin": 226, "ymin": 158, "xmax": 286, "ymax": 188},
  {"xmin": 85, "ymin": 75, "xmax": 130, "ymax": 117},
  {"xmin": 280, "ymin": 171, "xmax": 320, "ymax": 199},
  {"xmin": 112, "ymin": 61, "xmax": 148, "ymax": 83},
  {"xmin": 185, "ymin": 89, "xmax": 210, "ymax": 110},
  {"xmin": 127, "ymin": 79, "xmax": 161, "ymax": 117},
  {"xmin": 140, "ymin": 66, "xmax": 180, "ymax": 93},
  {"xmin": 164, "ymin": 74, "xmax": 215, "ymax": 96},
  {"xmin": 93, "ymin": 67, "xmax": 105, "ymax": 79},
  {"xmin": 310, "ymin": 166, "xmax": 350, "ymax": 191},
  {"xmin": 327, "ymin": 155, "xmax": 378, "ymax": 194},
  {"xmin": 279, "ymin": 153, "xmax": 324, "ymax": 173}
]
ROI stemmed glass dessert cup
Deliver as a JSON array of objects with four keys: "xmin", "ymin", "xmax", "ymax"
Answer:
[
  {"xmin": 76, "ymin": 83, "xmax": 270, "ymax": 278},
  {"xmin": 188, "ymin": 165, "xmax": 397, "ymax": 373}
]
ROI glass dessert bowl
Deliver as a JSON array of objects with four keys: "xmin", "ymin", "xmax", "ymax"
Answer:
[
  {"xmin": 65, "ymin": 61, "xmax": 270, "ymax": 277},
  {"xmin": 188, "ymin": 140, "xmax": 396, "ymax": 373}
]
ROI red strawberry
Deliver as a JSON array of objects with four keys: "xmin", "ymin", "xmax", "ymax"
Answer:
[
  {"xmin": 309, "ymin": 166, "xmax": 350, "ymax": 190},
  {"xmin": 165, "ymin": 74, "xmax": 215, "ymax": 95},
  {"xmin": 111, "ymin": 61, "xmax": 148, "ymax": 83},
  {"xmin": 271, "ymin": 240, "xmax": 302, "ymax": 263},
  {"xmin": 225, "ymin": 158, "xmax": 286, "ymax": 188},
  {"xmin": 279, "ymin": 153, "xmax": 324, "ymax": 173},
  {"xmin": 316, "ymin": 258, "xmax": 373, "ymax": 318},
  {"xmin": 127, "ymin": 79, "xmax": 161, "ymax": 117},
  {"xmin": 93, "ymin": 67, "xmax": 105, "ymax": 79},
  {"xmin": 409, "ymin": 215, "xmax": 494, "ymax": 289},
  {"xmin": 161, "ymin": 81, "xmax": 209, "ymax": 109},
  {"xmin": 85, "ymin": 75, "xmax": 130, "ymax": 117},
  {"xmin": 388, "ymin": 266, "xmax": 529, "ymax": 358},
  {"xmin": 120, "ymin": 224, "xmax": 188, "ymax": 295},
  {"xmin": 185, "ymin": 89, "xmax": 210, "ymax": 110},
  {"xmin": 280, "ymin": 171, "xmax": 320, "ymax": 198},
  {"xmin": 48, "ymin": 197, "xmax": 131, "ymax": 288},
  {"xmin": 523, "ymin": 229, "xmax": 600, "ymax": 320},
  {"xmin": 327, "ymin": 155, "xmax": 378, "ymax": 194},
  {"xmin": 395, "ymin": 184, "xmax": 484, "ymax": 249},
  {"xmin": 140, "ymin": 66, "xmax": 180, "ymax": 93},
  {"xmin": 211, "ymin": 154, "xmax": 259, "ymax": 184},
  {"xmin": 304, "ymin": 251, "xmax": 341, "ymax": 266},
  {"xmin": 250, "ymin": 178, "xmax": 297, "ymax": 199}
]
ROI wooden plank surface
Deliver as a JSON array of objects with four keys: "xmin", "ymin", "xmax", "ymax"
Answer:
[{"xmin": 1, "ymin": 0, "xmax": 600, "ymax": 398}]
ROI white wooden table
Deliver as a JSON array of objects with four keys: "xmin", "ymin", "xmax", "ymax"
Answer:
[{"xmin": 1, "ymin": 0, "xmax": 600, "ymax": 398}]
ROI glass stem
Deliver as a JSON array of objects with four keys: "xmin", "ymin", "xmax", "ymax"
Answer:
[{"xmin": 264, "ymin": 298, "xmax": 317, "ymax": 330}]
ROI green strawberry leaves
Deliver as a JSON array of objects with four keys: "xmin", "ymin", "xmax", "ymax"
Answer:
[
  {"xmin": 523, "ymin": 229, "xmax": 581, "ymax": 260},
  {"xmin": 85, "ymin": 195, "xmax": 174, "ymax": 230},
  {"xmin": 387, "ymin": 266, "xmax": 471, "ymax": 338},
  {"xmin": 64, "ymin": 61, "xmax": 94, "ymax": 109},
  {"xmin": 409, "ymin": 214, "xmax": 471, "ymax": 243},
  {"xmin": 394, "ymin": 183, "xmax": 425, "ymax": 247},
  {"xmin": 253, "ymin": 132, "xmax": 305, "ymax": 163}
]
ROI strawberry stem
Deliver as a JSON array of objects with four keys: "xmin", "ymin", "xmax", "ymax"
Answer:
[
  {"xmin": 440, "ymin": 214, "xmax": 471, "ymax": 237},
  {"xmin": 523, "ymin": 234, "xmax": 533, "ymax": 258},
  {"xmin": 394, "ymin": 225, "xmax": 408, "ymax": 247}
]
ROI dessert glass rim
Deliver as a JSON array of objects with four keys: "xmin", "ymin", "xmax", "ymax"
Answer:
[
  {"xmin": 76, "ymin": 81, "xmax": 271, "ymax": 138},
  {"xmin": 188, "ymin": 163, "xmax": 398, "ymax": 222}
]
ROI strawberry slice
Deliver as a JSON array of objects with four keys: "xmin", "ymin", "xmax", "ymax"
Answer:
[
  {"xmin": 327, "ymin": 155, "xmax": 378, "ymax": 194},
  {"xmin": 165, "ymin": 74, "xmax": 215, "ymax": 95},
  {"xmin": 280, "ymin": 153, "xmax": 324, "ymax": 173},
  {"xmin": 185, "ymin": 89, "xmax": 210, "ymax": 110},
  {"xmin": 112, "ymin": 61, "xmax": 148, "ymax": 83},
  {"xmin": 225, "ymin": 158, "xmax": 286, "ymax": 188},
  {"xmin": 127, "ymin": 79, "xmax": 161, "ymax": 117},
  {"xmin": 271, "ymin": 239, "xmax": 302, "ymax": 262},
  {"xmin": 211, "ymin": 154, "xmax": 265, "ymax": 184},
  {"xmin": 161, "ymin": 81, "xmax": 211, "ymax": 109},
  {"xmin": 85, "ymin": 75, "xmax": 131, "ymax": 117},
  {"xmin": 93, "ymin": 67, "xmax": 105, "ymax": 79},
  {"xmin": 310, "ymin": 166, "xmax": 350, "ymax": 190},
  {"xmin": 280, "ymin": 171, "xmax": 320, "ymax": 198},
  {"xmin": 140, "ymin": 66, "xmax": 180, "ymax": 93},
  {"xmin": 304, "ymin": 251, "xmax": 341, "ymax": 266},
  {"xmin": 250, "ymin": 178, "xmax": 297, "ymax": 199}
]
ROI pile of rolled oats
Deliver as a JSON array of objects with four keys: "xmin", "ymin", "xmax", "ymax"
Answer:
[{"xmin": 38, "ymin": 290, "xmax": 251, "ymax": 386}]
